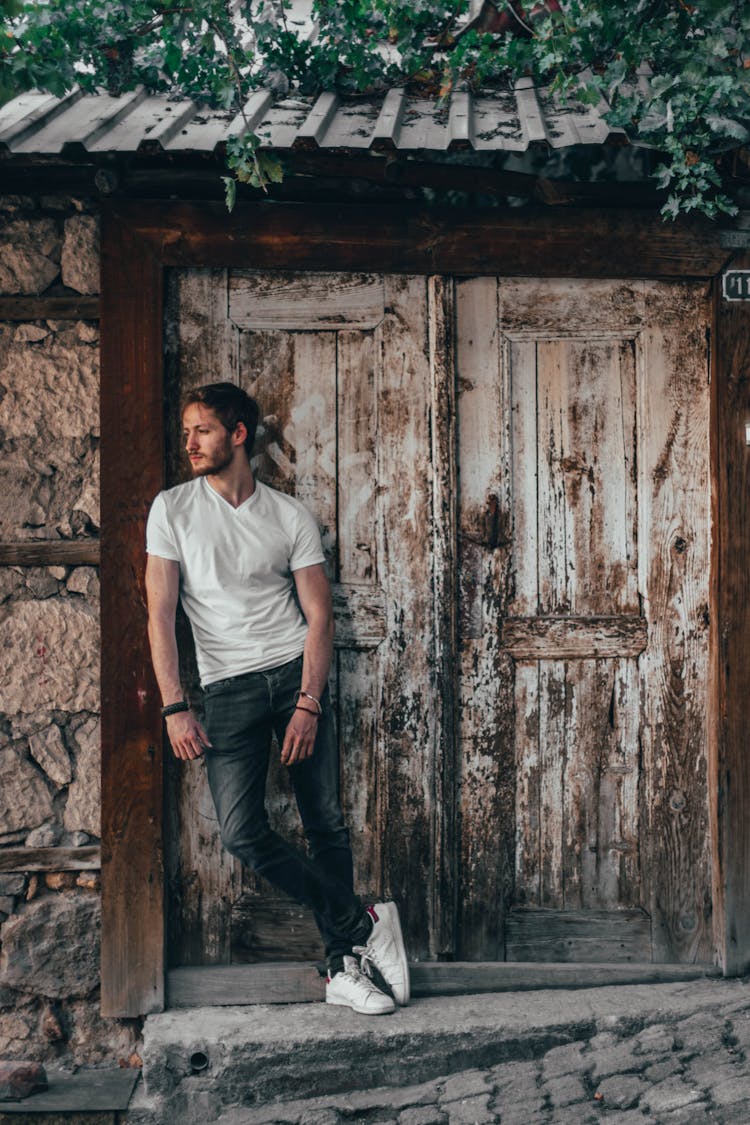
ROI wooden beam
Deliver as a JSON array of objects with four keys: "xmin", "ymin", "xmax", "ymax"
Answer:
[
  {"xmin": 120, "ymin": 201, "xmax": 729, "ymax": 280},
  {"xmin": 715, "ymin": 253, "xmax": 750, "ymax": 976},
  {"xmin": 166, "ymin": 960, "xmax": 720, "ymax": 1007},
  {"xmin": 0, "ymin": 540, "xmax": 100, "ymax": 567},
  {"xmin": 0, "ymin": 296, "xmax": 100, "ymax": 321},
  {"xmin": 501, "ymin": 615, "xmax": 648, "ymax": 660},
  {"xmin": 0, "ymin": 847, "xmax": 100, "ymax": 872},
  {"xmin": 100, "ymin": 211, "xmax": 165, "ymax": 1018}
]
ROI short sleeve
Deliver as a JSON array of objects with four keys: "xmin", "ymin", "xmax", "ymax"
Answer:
[
  {"xmin": 146, "ymin": 492, "xmax": 180, "ymax": 561},
  {"xmin": 289, "ymin": 503, "xmax": 326, "ymax": 572}
]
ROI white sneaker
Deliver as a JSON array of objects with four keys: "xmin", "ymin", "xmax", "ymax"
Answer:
[
  {"xmin": 326, "ymin": 955, "xmax": 396, "ymax": 1015},
  {"xmin": 354, "ymin": 901, "xmax": 410, "ymax": 1006}
]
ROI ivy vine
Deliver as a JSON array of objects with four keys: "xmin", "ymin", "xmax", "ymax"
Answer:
[{"xmin": 2, "ymin": 0, "xmax": 749, "ymax": 219}]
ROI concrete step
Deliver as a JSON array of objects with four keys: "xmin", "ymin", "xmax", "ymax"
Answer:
[{"xmin": 127, "ymin": 978, "xmax": 750, "ymax": 1124}]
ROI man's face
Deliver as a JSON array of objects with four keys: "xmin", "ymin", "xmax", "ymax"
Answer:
[{"xmin": 182, "ymin": 403, "xmax": 235, "ymax": 476}]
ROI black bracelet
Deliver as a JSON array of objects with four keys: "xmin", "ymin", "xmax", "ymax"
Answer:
[{"xmin": 161, "ymin": 700, "xmax": 189, "ymax": 718}]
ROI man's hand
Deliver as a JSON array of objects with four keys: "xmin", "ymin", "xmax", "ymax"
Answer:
[
  {"xmin": 280, "ymin": 708, "xmax": 318, "ymax": 766},
  {"xmin": 166, "ymin": 710, "xmax": 212, "ymax": 761}
]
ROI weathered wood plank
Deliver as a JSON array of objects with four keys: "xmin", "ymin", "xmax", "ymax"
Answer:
[
  {"xmin": 428, "ymin": 275, "xmax": 459, "ymax": 957},
  {"xmin": 0, "ymin": 296, "xmax": 100, "ymax": 321},
  {"xmin": 0, "ymin": 540, "xmax": 100, "ymax": 567},
  {"xmin": 498, "ymin": 280, "xmax": 645, "ymax": 335},
  {"xmin": 0, "ymin": 847, "xmax": 100, "ymax": 872},
  {"xmin": 126, "ymin": 202, "xmax": 730, "ymax": 279},
  {"xmin": 231, "ymin": 897, "xmax": 323, "ymax": 963},
  {"xmin": 331, "ymin": 583, "xmax": 386, "ymax": 649},
  {"xmin": 715, "ymin": 254, "xmax": 750, "ymax": 976},
  {"xmin": 164, "ymin": 270, "xmax": 240, "ymax": 969},
  {"xmin": 229, "ymin": 272, "xmax": 385, "ymax": 330},
  {"xmin": 505, "ymin": 908, "xmax": 652, "ymax": 963},
  {"xmin": 168, "ymin": 963, "xmax": 325, "ymax": 1007},
  {"xmin": 100, "ymin": 209, "xmax": 165, "ymax": 1017},
  {"xmin": 501, "ymin": 616, "xmax": 647, "ymax": 659},
  {"xmin": 166, "ymin": 958, "xmax": 720, "ymax": 1007},
  {"xmin": 336, "ymin": 328, "xmax": 384, "ymax": 900},
  {"xmin": 378, "ymin": 275, "xmax": 438, "ymax": 958},
  {"xmin": 455, "ymin": 276, "xmax": 515, "ymax": 958},
  {"xmin": 639, "ymin": 283, "xmax": 712, "ymax": 964}
]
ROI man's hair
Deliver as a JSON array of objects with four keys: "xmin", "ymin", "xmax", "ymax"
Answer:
[{"xmin": 182, "ymin": 382, "xmax": 260, "ymax": 456}]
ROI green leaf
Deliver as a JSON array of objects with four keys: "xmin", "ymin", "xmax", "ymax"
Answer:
[{"xmin": 222, "ymin": 175, "xmax": 237, "ymax": 212}]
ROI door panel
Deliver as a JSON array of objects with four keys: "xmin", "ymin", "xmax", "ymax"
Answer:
[
  {"xmin": 164, "ymin": 270, "xmax": 449, "ymax": 966},
  {"xmin": 456, "ymin": 277, "xmax": 712, "ymax": 963}
]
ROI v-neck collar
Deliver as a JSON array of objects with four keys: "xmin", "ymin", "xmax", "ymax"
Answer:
[{"xmin": 202, "ymin": 475, "xmax": 260, "ymax": 514}]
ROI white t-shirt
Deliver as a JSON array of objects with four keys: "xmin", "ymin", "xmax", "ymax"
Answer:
[{"xmin": 146, "ymin": 477, "xmax": 325, "ymax": 685}]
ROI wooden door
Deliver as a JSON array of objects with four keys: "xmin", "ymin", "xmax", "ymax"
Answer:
[
  {"xmin": 456, "ymin": 279, "xmax": 713, "ymax": 964},
  {"xmin": 163, "ymin": 269, "xmax": 456, "ymax": 967}
]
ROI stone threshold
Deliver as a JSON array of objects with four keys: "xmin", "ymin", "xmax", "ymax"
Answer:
[{"xmin": 131, "ymin": 977, "xmax": 750, "ymax": 1125}]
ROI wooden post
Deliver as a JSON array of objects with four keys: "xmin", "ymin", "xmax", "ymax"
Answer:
[
  {"xmin": 715, "ymin": 253, "xmax": 750, "ymax": 976},
  {"xmin": 100, "ymin": 211, "xmax": 166, "ymax": 1016}
]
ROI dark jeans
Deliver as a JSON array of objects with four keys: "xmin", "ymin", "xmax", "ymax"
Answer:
[{"xmin": 202, "ymin": 654, "xmax": 368, "ymax": 962}]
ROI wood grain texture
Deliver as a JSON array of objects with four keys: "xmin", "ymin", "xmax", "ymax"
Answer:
[
  {"xmin": 0, "ymin": 540, "xmax": 100, "ymax": 566},
  {"xmin": 0, "ymin": 847, "xmax": 100, "ymax": 872},
  {"xmin": 165, "ymin": 958, "xmax": 719, "ymax": 1007},
  {"xmin": 715, "ymin": 254, "xmax": 750, "ymax": 975},
  {"xmin": 505, "ymin": 908, "xmax": 652, "ymax": 963},
  {"xmin": 455, "ymin": 276, "xmax": 515, "ymax": 959},
  {"xmin": 100, "ymin": 211, "xmax": 165, "ymax": 1017},
  {"xmin": 231, "ymin": 897, "xmax": 323, "ymax": 963},
  {"xmin": 229, "ymin": 272, "xmax": 385, "ymax": 330},
  {"xmin": 117, "ymin": 201, "xmax": 729, "ymax": 279},
  {"xmin": 638, "ymin": 283, "xmax": 712, "ymax": 964},
  {"xmin": 164, "ymin": 270, "xmax": 240, "ymax": 969},
  {"xmin": 0, "ymin": 296, "xmax": 100, "ymax": 320},
  {"xmin": 501, "ymin": 615, "xmax": 647, "ymax": 659}
]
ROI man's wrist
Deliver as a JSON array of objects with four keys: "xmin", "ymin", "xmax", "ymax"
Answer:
[{"xmin": 295, "ymin": 705, "xmax": 320, "ymax": 718}]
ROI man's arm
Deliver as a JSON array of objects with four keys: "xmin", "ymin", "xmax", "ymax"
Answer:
[
  {"xmin": 145, "ymin": 553, "xmax": 211, "ymax": 761},
  {"xmin": 280, "ymin": 562, "xmax": 334, "ymax": 767}
]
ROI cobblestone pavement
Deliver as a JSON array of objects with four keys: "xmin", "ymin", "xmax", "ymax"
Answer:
[{"xmin": 218, "ymin": 1002, "xmax": 750, "ymax": 1125}]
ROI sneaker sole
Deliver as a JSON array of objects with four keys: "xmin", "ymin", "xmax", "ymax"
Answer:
[
  {"xmin": 325, "ymin": 995, "xmax": 395, "ymax": 1016},
  {"xmin": 374, "ymin": 901, "xmax": 410, "ymax": 1006}
]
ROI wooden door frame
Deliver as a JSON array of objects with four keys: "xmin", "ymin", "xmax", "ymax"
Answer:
[{"xmin": 100, "ymin": 199, "xmax": 745, "ymax": 1016}]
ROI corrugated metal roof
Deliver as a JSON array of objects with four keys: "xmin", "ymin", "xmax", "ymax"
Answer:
[{"xmin": 0, "ymin": 79, "xmax": 624, "ymax": 159}]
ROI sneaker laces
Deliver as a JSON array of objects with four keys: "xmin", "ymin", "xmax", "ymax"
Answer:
[{"xmin": 352, "ymin": 944, "xmax": 379, "ymax": 982}]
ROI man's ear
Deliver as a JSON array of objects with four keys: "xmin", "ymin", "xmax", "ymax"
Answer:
[{"xmin": 233, "ymin": 421, "xmax": 248, "ymax": 447}]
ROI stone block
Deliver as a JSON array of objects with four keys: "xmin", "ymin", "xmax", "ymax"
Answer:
[
  {"xmin": 540, "ymin": 1041, "xmax": 587, "ymax": 1079},
  {"xmin": 0, "ymin": 877, "xmax": 25, "ymax": 897},
  {"xmin": 64, "ymin": 715, "xmax": 101, "ymax": 837},
  {"xmin": 28, "ymin": 724, "xmax": 72, "ymax": 787},
  {"xmin": 710, "ymin": 1075, "xmax": 750, "ymax": 1107},
  {"xmin": 0, "ymin": 1059, "xmax": 47, "ymax": 1100},
  {"xmin": 644, "ymin": 1057, "xmax": 684, "ymax": 1083},
  {"xmin": 66, "ymin": 566, "xmax": 99, "ymax": 598},
  {"xmin": 0, "ymin": 219, "xmax": 60, "ymax": 294},
  {"xmin": 673, "ymin": 1013, "xmax": 728, "ymax": 1055},
  {"xmin": 0, "ymin": 892, "xmax": 100, "ymax": 998},
  {"xmin": 589, "ymin": 1040, "xmax": 639, "ymax": 1080},
  {"xmin": 61, "ymin": 215, "xmax": 100, "ymax": 295},
  {"xmin": 24, "ymin": 823, "xmax": 60, "ymax": 848},
  {"xmin": 635, "ymin": 1023, "xmax": 676, "ymax": 1056},
  {"xmin": 642, "ymin": 1076, "xmax": 705, "ymax": 1114},
  {"xmin": 595, "ymin": 1073, "xmax": 646, "ymax": 1110},
  {"xmin": 439, "ymin": 1070, "xmax": 489, "ymax": 1103},
  {"xmin": 543, "ymin": 1072, "xmax": 587, "ymax": 1108},
  {"xmin": 399, "ymin": 1108, "xmax": 447, "ymax": 1125},
  {"xmin": 444, "ymin": 1094, "xmax": 493, "ymax": 1124},
  {"xmin": 0, "ymin": 748, "xmax": 53, "ymax": 835},
  {"xmin": 0, "ymin": 599, "xmax": 99, "ymax": 716}
]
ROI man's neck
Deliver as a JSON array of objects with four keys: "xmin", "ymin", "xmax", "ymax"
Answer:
[{"xmin": 205, "ymin": 458, "xmax": 256, "ymax": 509}]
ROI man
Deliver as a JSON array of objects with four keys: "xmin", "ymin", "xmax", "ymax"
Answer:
[{"xmin": 145, "ymin": 381, "xmax": 409, "ymax": 1016}]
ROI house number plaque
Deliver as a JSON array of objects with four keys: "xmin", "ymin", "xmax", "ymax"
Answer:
[{"xmin": 722, "ymin": 270, "xmax": 750, "ymax": 301}]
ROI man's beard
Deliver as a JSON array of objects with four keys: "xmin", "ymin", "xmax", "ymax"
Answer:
[{"xmin": 189, "ymin": 440, "xmax": 234, "ymax": 476}]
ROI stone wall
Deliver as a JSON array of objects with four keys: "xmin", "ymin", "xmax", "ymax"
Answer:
[{"xmin": 0, "ymin": 195, "xmax": 140, "ymax": 1065}]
